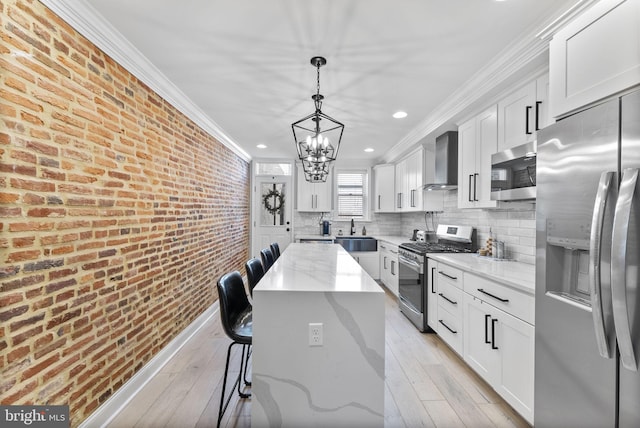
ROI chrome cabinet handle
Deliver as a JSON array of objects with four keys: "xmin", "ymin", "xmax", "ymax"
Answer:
[
  {"xmin": 612, "ymin": 168, "xmax": 639, "ymax": 371},
  {"xmin": 589, "ymin": 171, "xmax": 615, "ymax": 359}
]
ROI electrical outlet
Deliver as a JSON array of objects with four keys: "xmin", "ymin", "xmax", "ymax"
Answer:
[{"xmin": 308, "ymin": 322, "xmax": 323, "ymax": 346}]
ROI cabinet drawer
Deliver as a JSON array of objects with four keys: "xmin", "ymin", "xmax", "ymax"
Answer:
[
  {"xmin": 437, "ymin": 279, "xmax": 463, "ymax": 320},
  {"xmin": 437, "ymin": 306, "xmax": 463, "ymax": 356},
  {"xmin": 463, "ymin": 273, "xmax": 534, "ymax": 325},
  {"xmin": 436, "ymin": 264, "xmax": 464, "ymax": 290}
]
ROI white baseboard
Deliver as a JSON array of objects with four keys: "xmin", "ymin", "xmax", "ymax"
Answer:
[{"xmin": 79, "ymin": 302, "xmax": 219, "ymax": 428}]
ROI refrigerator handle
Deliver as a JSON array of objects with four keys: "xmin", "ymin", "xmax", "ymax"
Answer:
[
  {"xmin": 612, "ymin": 168, "xmax": 639, "ymax": 371},
  {"xmin": 589, "ymin": 171, "xmax": 615, "ymax": 359}
]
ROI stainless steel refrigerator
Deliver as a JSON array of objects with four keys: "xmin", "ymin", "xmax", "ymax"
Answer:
[{"xmin": 535, "ymin": 87, "xmax": 640, "ymax": 427}]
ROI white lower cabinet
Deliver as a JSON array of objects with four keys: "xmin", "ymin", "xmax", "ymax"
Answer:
[
  {"xmin": 351, "ymin": 251, "xmax": 379, "ymax": 280},
  {"xmin": 462, "ymin": 285, "xmax": 534, "ymax": 424},
  {"xmin": 432, "ymin": 262, "xmax": 465, "ymax": 355},
  {"xmin": 426, "ymin": 259, "xmax": 439, "ymax": 332},
  {"xmin": 379, "ymin": 242, "xmax": 398, "ymax": 295}
]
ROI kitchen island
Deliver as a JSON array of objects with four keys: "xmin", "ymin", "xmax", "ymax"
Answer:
[{"xmin": 251, "ymin": 243, "xmax": 385, "ymax": 427}]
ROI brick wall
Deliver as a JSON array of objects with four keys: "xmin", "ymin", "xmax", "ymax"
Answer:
[{"xmin": 0, "ymin": 0, "xmax": 250, "ymax": 425}]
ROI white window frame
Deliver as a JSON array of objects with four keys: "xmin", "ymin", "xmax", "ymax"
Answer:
[{"xmin": 335, "ymin": 168, "xmax": 370, "ymax": 221}]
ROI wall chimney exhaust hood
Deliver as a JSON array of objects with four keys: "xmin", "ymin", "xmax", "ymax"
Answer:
[{"xmin": 423, "ymin": 131, "xmax": 458, "ymax": 191}]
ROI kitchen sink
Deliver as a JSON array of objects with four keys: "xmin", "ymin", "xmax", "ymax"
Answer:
[{"xmin": 334, "ymin": 236, "xmax": 378, "ymax": 252}]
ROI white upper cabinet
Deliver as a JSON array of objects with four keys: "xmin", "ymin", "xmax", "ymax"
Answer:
[
  {"xmin": 373, "ymin": 164, "xmax": 396, "ymax": 213},
  {"xmin": 296, "ymin": 165, "xmax": 333, "ymax": 212},
  {"xmin": 458, "ymin": 105, "xmax": 498, "ymax": 209},
  {"xmin": 549, "ymin": 0, "xmax": 640, "ymax": 118},
  {"xmin": 394, "ymin": 157, "xmax": 407, "ymax": 211},
  {"xmin": 497, "ymin": 74, "xmax": 551, "ymax": 152},
  {"xmin": 394, "ymin": 148, "xmax": 424, "ymax": 213}
]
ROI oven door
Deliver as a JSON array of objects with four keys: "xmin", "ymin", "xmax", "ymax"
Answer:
[{"xmin": 398, "ymin": 253, "xmax": 424, "ymax": 315}]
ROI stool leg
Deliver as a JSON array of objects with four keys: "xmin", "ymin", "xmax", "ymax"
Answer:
[
  {"xmin": 237, "ymin": 344, "xmax": 251, "ymax": 398},
  {"xmin": 243, "ymin": 345, "xmax": 252, "ymax": 387},
  {"xmin": 217, "ymin": 341, "xmax": 235, "ymax": 428}
]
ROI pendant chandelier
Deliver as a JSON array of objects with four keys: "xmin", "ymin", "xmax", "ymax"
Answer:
[{"xmin": 292, "ymin": 56, "xmax": 344, "ymax": 183}]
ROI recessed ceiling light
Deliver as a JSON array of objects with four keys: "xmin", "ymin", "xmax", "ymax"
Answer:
[
  {"xmin": 393, "ymin": 111, "xmax": 407, "ymax": 119},
  {"xmin": 257, "ymin": 144, "xmax": 267, "ymax": 149},
  {"xmin": 364, "ymin": 148, "xmax": 375, "ymax": 152}
]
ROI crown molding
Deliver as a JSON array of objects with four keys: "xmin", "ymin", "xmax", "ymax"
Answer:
[
  {"xmin": 535, "ymin": 0, "xmax": 600, "ymax": 41},
  {"xmin": 381, "ymin": 0, "xmax": 599, "ymax": 164},
  {"xmin": 39, "ymin": 0, "xmax": 251, "ymax": 162}
]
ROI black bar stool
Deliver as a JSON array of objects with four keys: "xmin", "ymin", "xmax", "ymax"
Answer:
[
  {"xmin": 216, "ymin": 271, "xmax": 252, "ymax": 428},
  {"xmin": 270, "ymin": 242, "xmax": 281, "ymax": 259},
  {"xmin": 245, "ymin": 257, "xmax": 264, "ymax": 297},
  {"xmin": 260, "ymin": 248, "xmax": 275, "ymax": 271}
]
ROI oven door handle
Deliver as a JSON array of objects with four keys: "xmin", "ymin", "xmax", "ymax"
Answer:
[{"xmin": 398, "ymin": 254, "xmax": 422, "ymax": 273}]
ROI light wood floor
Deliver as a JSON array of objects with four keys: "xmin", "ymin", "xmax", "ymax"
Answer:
[{"xmin": 107, "ymin": 287, "xmax": 530, "ymax": 428}]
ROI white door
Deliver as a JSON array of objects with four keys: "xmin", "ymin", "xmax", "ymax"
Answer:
[{"xmin": 252, "ymin": 169, "xmax": 293, "ymax": 260}]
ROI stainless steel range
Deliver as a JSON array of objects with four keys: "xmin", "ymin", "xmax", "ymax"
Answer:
[{"xmin": 398, "ymin": 224, "xmax": 475, "ymax": 332}]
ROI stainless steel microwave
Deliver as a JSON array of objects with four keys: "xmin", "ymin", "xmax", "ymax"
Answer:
[{"xmin": 490, "ymin": 141, "xmax": 536, "ymax": 201}]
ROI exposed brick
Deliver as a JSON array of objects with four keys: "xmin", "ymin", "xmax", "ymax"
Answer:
[
  {"xmin": 1, "ymin": 1, "xmax": 250, "ymax": 424},
  {"xmin": 0, "ymin": 305, "xmax": 29, "ymax": 322},
  {"xmin": 6, "ymin": 249, "xmax": 41, "ymax": 262}
]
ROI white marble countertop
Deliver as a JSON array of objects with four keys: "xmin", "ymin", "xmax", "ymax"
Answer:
[
  {"xmin": 296, "ymin": 234, "xmax": 335, "ymax": 241},
  {"xmin": 374, "ymin": 235, "xmax": 410, "ymax": 247},
  {"xmin": 256, "ymin": 243, "xmax": 384, "ymax": 293},
  {"xmin": 427, "ymin": 253, "xmax": 535, "ymax": 294}
]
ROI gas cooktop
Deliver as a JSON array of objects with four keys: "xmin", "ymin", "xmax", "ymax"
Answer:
[
  {"xmin": 399, "ymin": 224, "xmax": 476, "ymax": 256},
  {"xmin": 399, "ymin": 241, "xmax": 474, "ymax": 255}
]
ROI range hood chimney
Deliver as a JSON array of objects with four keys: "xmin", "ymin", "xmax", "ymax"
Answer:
[{"xmin": 423, "ymin": 131, "xmax": 458, "ymax": 191}]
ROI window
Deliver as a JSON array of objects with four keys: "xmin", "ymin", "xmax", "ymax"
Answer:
[
  {"xmin": 254, "ymin": 162, "xmax": 292, "ymax": 176},
  {"xmin": 336, "ymin": 170, "xmax": 369, "ymax": 220}
]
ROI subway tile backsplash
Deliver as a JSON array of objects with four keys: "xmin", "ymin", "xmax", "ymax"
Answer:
[
  {"xmin": 401, "ymin": 192, "xmax": 536, "ymax": 264},
  {"xmin": 294, "ymin": 192, "xmax": 536, "ymax": 264}
]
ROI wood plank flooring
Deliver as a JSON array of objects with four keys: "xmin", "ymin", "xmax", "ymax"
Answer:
[{"xmin": 107, "ymin": 287, "xmax": 530, "ymax": 428}]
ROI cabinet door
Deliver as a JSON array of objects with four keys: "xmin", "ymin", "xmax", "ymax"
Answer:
[
  {"xmin": 408, "ymin": 149, "xmax": 423, "ymax": 211},
  {"xmin": 394, "ymin": 159, "xmax": 406, "ymax": 211},
  {"xmin": 373, "ymin": 165, "xmax": 395, "ymax": 212},
  {"xmin": 297, "ymin": 169, "xmax": 316, "ymax": 211},
  {"xmin": 389, "ymin": 251, "xmax": 398, "ymax": 295},
  {"xmin": 463, "ymin": 294, "xmax": 500, "ymax": 384},
  {"xmin": 426, "ymin": 259, "xmax": 438, "ymax": 332},
  {"xmin": 497, "ymin": 81, "xmax": 536, "ymax": 152},
  {"xmin": 379, "ymin": 246, "xmax": 389, "ymax": 286},
  {"xmin": 535, "ymin": 74, "xmax": 552, "ymax": 131},
  {"xmin": 354, "ymin": 251, "xmax": 380, "ymax": 280},
  {"xmin": 474, "ymin": 106, "xmax": 498, "ymax": 208},
  {"xmin": 314, "ymin": 173, "xmax": 333, "ymax": 211},
  {"xmin": 495, "ymin": 308, "xmax": 535, "ymax": 424},
  {"xmin": 549, "ymin": 0, "xmax": 640, "ymax": 118},
  {"xmin": 457, "ymin": 117, "xmax": 477, "ymax": 209}
]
